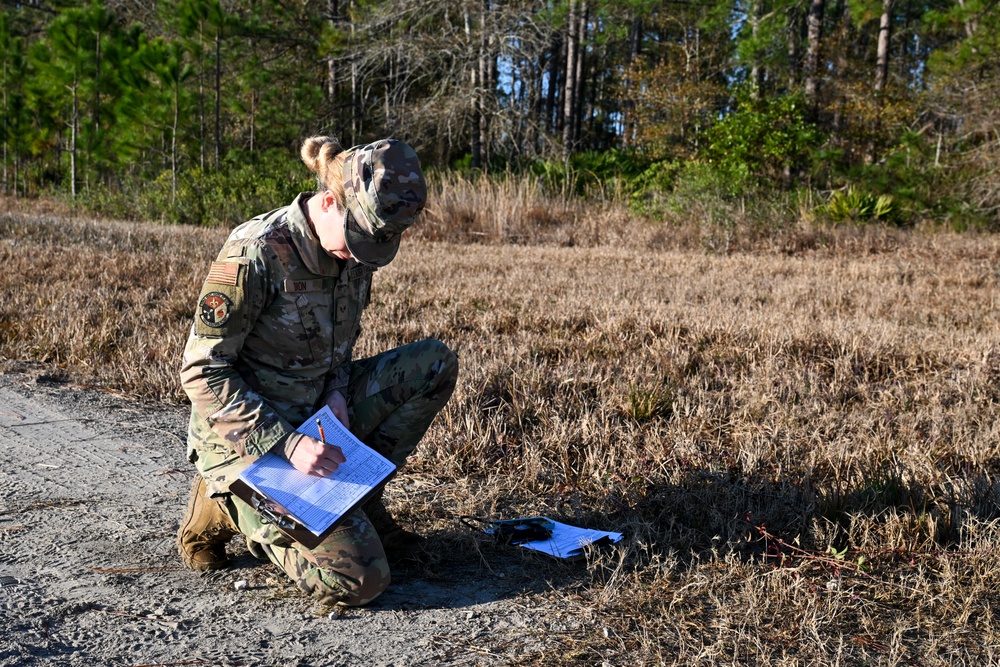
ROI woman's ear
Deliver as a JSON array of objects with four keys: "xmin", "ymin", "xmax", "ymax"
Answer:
[{"xmin": 321, "ymin": 189, "xmax": 337, "ymax": 212}]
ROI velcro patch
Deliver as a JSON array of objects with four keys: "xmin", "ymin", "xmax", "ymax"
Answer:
[
  {"xmin": 349, "ymin": 264, "xmax": 376, "ymax": 281},
  {"xmin": 283, "ymin": 278, "xmax": 325, "ymax": 293},
  {"xmin": 206, "ymin": 261, "xmax": 240, "ymax": 286},
  {"xmin": 199, "ymin": 292, "xmax": 234, "ymax": 328},
  {"xmin": 194, "ymin": 278, "xmax": 244, "ymax": 337}
]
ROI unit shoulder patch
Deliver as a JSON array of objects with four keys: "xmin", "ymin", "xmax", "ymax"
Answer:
[{"xmin": 199, "ymin": 291, "xmax": 234, "ymax": 328}]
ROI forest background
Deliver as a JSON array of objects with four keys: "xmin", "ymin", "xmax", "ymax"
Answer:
[{"xmin": 1, "ymin": 0, "xmax": 997, "ymax": 230}]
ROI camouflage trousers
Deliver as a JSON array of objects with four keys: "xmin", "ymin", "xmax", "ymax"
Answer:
[{"xmin": 225, "ymin": 338, "xmax": 458, "ymax": 606}]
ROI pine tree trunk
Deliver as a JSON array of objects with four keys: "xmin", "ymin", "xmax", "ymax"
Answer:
[
  {"xmin": 70, "ymin": 82, "xmax": 78, "ymax": 199},
  {"xmin": 350, "ymin": 0, "xmax": 359, "ymax": 144},
  {"xmin": 327, "ymin": 0, "xmax": 339, "ymax": 101},
  {"xmin": 2, "ymin": 54, "xmax": 7, "ymax": 193},
  {"xmin": 465, "ymin": 5, "xmax": 481, "ymax": 169},
  {"xmin": 198, "ymin": 23, "xmax": 205, "ymax": 171},
  {"xmin": 869, "ymin": 0, "xmax": 894, "ymax": 162},
  {"xmin": 561, "ymin": 0, "xmax": 578, "ymax": 154},
  {"xmin": 545, "ymin": 32, "xmax": 561, "ymax": 136},
  {"xmin": 831, "ymin": 0, "xmax": 851, "ymax": 135},
  {"xmin": 93, "ymin": 25, "xmax": 101, "ymax": 145},
  {"xmin": 804, "ymin": 0, "xmax": 825, "ymax": 114},
  {"xmin": 214, "ymin": 28, "xmax": 221, "ymax": 168},
  {"xmin": 172, "ymin": 85, "xmax": 179, "ymax": 201},
  {"xmin": 484, "ymin": 6, "xmax": 496, "ymax": 167},
  {"xmin": 875, "ymin": 0, "xmax": 893, "ymax": 93},
  {"xmin": 787, "ymin": 6, "xmax": 799, "ymax": 90},
  {"xmin": 572, "ymin": 2, "xmax": 587, "ymax": 147},
  {"xmin": 90, "ymin": 19, "xmax": 102, "ymax": 192},
  {"xmin": 624, "ymin": 15, "xmax": 642, "ymax": 147},
  {"xmin": 527, "ymin": 51, "xmax": 541, "ymax": 152},
  {"xmin": 750, "ymin": 0, "xmax": 762, "ymax": 98}
]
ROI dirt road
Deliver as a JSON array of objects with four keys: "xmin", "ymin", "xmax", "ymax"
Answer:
[{"xmin": 0, "ymin": 373, "xmax": 585, "ymax": 666}]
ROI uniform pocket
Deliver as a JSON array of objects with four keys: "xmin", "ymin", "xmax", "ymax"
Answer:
[{"xmin": 294, "ymin": 292, "xmax": 334, "ymax": 367}]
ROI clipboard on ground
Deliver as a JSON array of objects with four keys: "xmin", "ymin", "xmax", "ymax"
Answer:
[{"xmin": 230, "ymin": 406, "xmax": 397, "ymax": 550}]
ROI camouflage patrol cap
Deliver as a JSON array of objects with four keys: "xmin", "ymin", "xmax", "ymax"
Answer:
[{"xmin": 342, "ymin": 139, "xmax": 427, "ymax": 268}]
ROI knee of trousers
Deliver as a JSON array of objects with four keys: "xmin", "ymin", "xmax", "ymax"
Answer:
[
  {"xmin": 296, "ymin": 559, "xmax": 391, "ymax": 607},
  {"xmin": 285, "ymin": 516, "xmax": 393, "ymax": 607},
  {"xmin": 343, "ymin": 564, "xmax": 391, "ymax": 606},
  {"xmin": 423, "ymin": 338, "xmax": 459, "ymax": 392}
]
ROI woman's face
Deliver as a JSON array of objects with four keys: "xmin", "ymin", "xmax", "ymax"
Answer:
[{"xmin": 312, "ymin": 190, "xmax": 353, "ymax": 261}]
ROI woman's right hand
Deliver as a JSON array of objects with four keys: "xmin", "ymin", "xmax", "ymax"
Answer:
[{"xmin": 284, "ymin": 433, "xmax": 346, "ymax": 477}]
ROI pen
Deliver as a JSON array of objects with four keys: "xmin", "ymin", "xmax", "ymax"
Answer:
[{"xmin": 316, "ymin": 418, "xmax": 326, "ymax": 443}]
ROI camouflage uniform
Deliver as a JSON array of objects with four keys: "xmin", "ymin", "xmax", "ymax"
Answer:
[{"xmin": 180, "ymin": 191, "xmax": 458, "ymax": 606}]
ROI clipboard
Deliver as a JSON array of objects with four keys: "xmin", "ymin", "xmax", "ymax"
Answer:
[
  {"xmin": 229, "ymin": 405, "xmax": 398, "ymax": 550},
  {"xmin": 229, "ymin": 472, "xmax": 395, "ymax": 550}
]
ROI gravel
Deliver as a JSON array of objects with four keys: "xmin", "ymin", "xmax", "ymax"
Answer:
[{"xmin": 0, "ymin": 373, "xmax": 583, "ymax": 666}]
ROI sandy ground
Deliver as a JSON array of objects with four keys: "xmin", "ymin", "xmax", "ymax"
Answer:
[{"xmin": 0, "ymin": 373, "xmax": 591, "ymax": 666}]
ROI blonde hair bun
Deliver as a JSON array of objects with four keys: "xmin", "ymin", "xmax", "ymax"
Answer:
[{"xmin": 300, "ymin": 136, "xmax": 344, "ymax": 191}]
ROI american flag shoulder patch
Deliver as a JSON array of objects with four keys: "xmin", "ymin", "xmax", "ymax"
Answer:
[{"xmin": 206, "ymin": 261, "xmax": 240, "ymax": 286}]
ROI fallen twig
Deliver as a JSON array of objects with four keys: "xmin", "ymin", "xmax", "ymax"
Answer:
[
  {"xmin": 86, "ymin": 566, "xmax": 182, "ymax": 573},
  {"xmin": 0, "ymin": 499, "xmax": 86, "ymax": 517}
]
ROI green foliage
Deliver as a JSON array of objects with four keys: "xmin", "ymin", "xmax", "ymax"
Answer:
[
  {"xmin": 573, "ymin": 149, "xmax": 648, "ymax": 181},
  {"xmin": 672, "ymin": 160, "xmax": 748, "ymax": 202},
  {"xmin": 701, "ymin": 90, "xmax": 824, "ymax": 194},
  {"xmin": 528, "ymin": 149, "xmax": 651, "ymax": 198},
  {"xmin": 2, "ymin": 0, "xmax": 998, "ymax": 229},
  {"xmin": 627, "ymin": 160, "xmax": 682, "ymax": 220},
  {"xmin": 662, "ymin": 160, "xmax": 749, "ymax": 249},
  {"xmin": 733, "ymin": 0, "xmax": 795, "ymax": 77},
  {"xmin": 846, "ymin": 0, "xmax": 886, "ymax": 27},
  {"xmin": 623, "ymin": 384, "xmax": 674, "ymax": 422},
  {"xmin": 0, "ymin": 17, "xmax": 30, "ymax": 194},
  {"xmin": 610, "ymin": 88, "xmax": 823, "ymax": 225},
  {"xmin": 924, "ymin": 0, "xmax": 998, "ymax": 74},
  {"xmin": 77, "ymin": 149, "xmax": 312, "ymax": 225},
  {"xmin": 823, "ymin": 131, "xmax": 996, "ymax": 230},
  {"xmin": 818, "ymin": 186, "xmax": 898, "ymax": 225}
]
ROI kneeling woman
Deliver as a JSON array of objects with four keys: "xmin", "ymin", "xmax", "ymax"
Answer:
[{"xmin": 177, "ymin": 136, "xmax": 458, "ymax": 606}]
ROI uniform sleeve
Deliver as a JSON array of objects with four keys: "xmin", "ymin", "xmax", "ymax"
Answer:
[
  {"xmin": 322, "ymin": 364, "xmax": 352, "ymax": 402},
  {"xmin": 179, "ymin": 246, "xmax": 296, "ymax": 459}
]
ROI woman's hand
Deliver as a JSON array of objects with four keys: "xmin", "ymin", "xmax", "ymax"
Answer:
[
  {"xmin": 325, "ymin": 390, "xmax": 350, "ymax": 430},
  {"xmin": 285, "ymin": 433, "xmax": 346, "ymax": 477},
  {"xmin": 281, "ymin": 390, "xmax": 351, "ymax": 476}
]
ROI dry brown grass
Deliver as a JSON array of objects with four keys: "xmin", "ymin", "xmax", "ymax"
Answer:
[{"xmin": 4, "ymin": 197, "xmax": 1000, "ymax": 665}]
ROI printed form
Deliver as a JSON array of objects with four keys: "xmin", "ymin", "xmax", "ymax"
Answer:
[
  {"xmin": 516, "ymin": 518, "xmax": 623, "ymax": 560},
  {"xmin": 238, "ymin": 405, "xmax": 396, "ymax": 535}
]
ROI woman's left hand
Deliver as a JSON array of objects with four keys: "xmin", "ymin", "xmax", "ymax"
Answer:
[{"xmin": 325, "ymin": 390, "xmax": 350, "ymax": 430}]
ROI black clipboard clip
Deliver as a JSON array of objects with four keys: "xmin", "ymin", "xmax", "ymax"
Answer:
[
  {"xmin": 249, "ymin": 491, "xmax": 297, "ymax": 531},
  {"xmin": 229, "ymin": 477, "xmax": 368, "ymax": 550}
]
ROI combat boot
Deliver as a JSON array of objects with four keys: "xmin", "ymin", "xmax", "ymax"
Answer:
[
  {"xmin": 177, "ymin": 475, "xmax": 238, "ymax": 572},
  {"xmin": 362, "ymin": 493, "xmax": 425, "ymax": 558}
]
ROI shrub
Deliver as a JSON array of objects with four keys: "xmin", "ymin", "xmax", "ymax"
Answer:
[
  {"xmin": 627, "ymin": 159, "xmax": 682, "ymax": 220},
  {"xmin": 527, "ymin": 149, "xmax": 653, "ymax": 200},
  {"xmin": 701, "ymin": 90, "xmax": 824, "ymax": 193},
  {"xmin": 819, "ymin": 186, "xmax": 899, "ymax": 225},
  {"xmin": 75, "ymin": 149, "xmax": 311, "ymax": 226}
]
